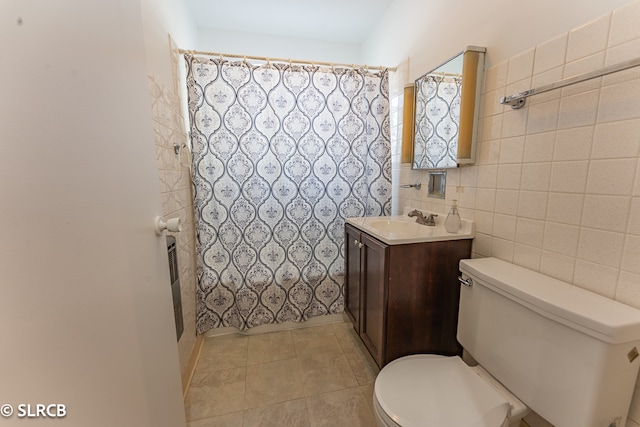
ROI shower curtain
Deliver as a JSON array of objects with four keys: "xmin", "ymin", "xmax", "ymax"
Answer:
[
  {"xmin": 413, "ymin": 75, "xmax": 462, "ymax": 169},
  {"xmin": 185, "ymin": 55, "xmax": 391, "ymax": 333}
]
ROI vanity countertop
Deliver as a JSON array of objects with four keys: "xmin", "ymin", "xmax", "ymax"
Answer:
[{"xmin": 346, "ymin": 209, "xmax": 475, "ymax": 245}]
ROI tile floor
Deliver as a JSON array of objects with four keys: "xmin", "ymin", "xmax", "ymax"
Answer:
[{"xmin": 184, "ymin": 320, "xmax": 380, "ymax": 426}]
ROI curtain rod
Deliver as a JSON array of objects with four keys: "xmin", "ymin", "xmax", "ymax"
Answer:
[
  {"xmin": 427, "ymin": 71, "xmax": 462, "ymax": 78},
  {"xmin": 178, "ymin": 48, "xmax": 396, "ymax": 72}
]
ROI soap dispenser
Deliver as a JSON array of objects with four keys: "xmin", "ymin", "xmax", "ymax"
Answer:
[{"xmin": 444, "ymin": 199, "xmax": 461, "ymax": 233}]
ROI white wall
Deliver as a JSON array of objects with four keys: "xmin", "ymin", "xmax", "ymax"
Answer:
[
  {"xmin": 0, "ymin": 1, "xmax": 185, "ymax": 425},
  {"xmin": 144, "ymin": 0, "xmax": 198, "ymax": 49},
  {"xmin": 196, "ymin": 28, "xmax": 361, "ymax": 65},
  {"xmin": 363, "ymin": 0, "xmax": 636, "ymax": 77}
]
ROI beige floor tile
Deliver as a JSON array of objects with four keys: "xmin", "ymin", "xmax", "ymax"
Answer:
[
  {"xmin": 247, "ymin": 330, "xmax": 296, "ymax": 365},
  {"xmin": 185, "ymin": 321, "xmax": 381, "ymax": 426},
  {"xmin": 243, "ymin": 399, "xmax": 311, "ymax": 427},
  {"xmin": 201, "ymin": 334, "xmax": 249, "ymax": 355},
  {"xmin": 298, "ymin": 354, "xmax": 358, "ymax": 396},
  {"xmin": 291, "ymin": 324, "xmax": 343, "ymax": 359},
  {"xmin": 244, "ymin": 358, "xmax": 305, "ymax": 409},
  {"xmin": 197, "ymin": 334, "xmax": 249, "ymax": 372},
  {"xmin": 342, "ymin": 346, "xmax": 379, "ymax": 386},
  {"xmin": 333, "ymin": 322, "xmax": 380, "ymax": 385},
  {"xmin": 332, "ymin": 322, "xmax": 362, "ymax": 352},
  {"xmin": 306, "ymin": 388, "xmax": 376, "ymax": 427},
  {"xmin": 185, "ymin": 367, "xmax": 246, "ymax": 421},
  {"xmin": 358, "ymin": 384, "xmax": 375, "ymax": 413},
  {"xmin": 187, "ymin": 412, "xmax": 243, "ymax": 427}
]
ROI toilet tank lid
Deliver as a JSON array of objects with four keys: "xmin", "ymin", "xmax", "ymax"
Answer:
[{"xmin": 460, "ymin": 257, "xmax": 640, "ymax": 344}]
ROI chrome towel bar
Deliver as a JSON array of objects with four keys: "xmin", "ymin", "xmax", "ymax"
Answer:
[{"xmin": 500, "ymin": 56, "xmax": 640, "ymax": 109}]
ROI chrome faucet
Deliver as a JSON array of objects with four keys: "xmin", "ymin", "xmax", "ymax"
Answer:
[
  {"xmin": 408, "ymin": 209, "xmax": 438, "ymax": 226},
  {"xmin": 425, "ymin": 213, "xmax": 437, "ymax": 226}
]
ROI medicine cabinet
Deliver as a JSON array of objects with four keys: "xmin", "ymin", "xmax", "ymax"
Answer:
[{"xmin": 412, "ymin": 46, "xmax": 485, "ymax": 169}]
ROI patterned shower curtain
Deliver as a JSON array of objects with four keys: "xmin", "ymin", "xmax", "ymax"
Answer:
[
  {"xmin": 185, "ymin": 55, "xmax": 391, "ymax": 333},
  {"xmin": 413, "ymin": 75, "xmax": 462, "ymax": 169}
]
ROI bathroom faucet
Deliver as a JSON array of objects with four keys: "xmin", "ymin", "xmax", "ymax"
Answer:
[{"xmin": 408, "ymin": 209, "xmax": 437, "ymax": 226}]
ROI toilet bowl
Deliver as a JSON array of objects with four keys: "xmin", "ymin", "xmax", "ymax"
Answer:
[{"xmin": 373, "ymin": 354, "xmax": 528, "ymax": 427}]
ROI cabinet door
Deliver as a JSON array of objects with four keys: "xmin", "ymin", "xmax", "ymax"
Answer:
[
  {"xmin": 385, "ymin": 239, "xmax": 470, "ymax": 362},
  {"xmin": 360, "ymin": 233, "xmax": 389, "ymax": 367},
  {"xmin": 344, "ymin": 224, "xmax": 362, "ymax": 332}
]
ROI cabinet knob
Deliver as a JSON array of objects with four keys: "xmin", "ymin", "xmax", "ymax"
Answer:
[{"xmin": 354, "ymin": 239, "xmax": 363, "ymax": 249}]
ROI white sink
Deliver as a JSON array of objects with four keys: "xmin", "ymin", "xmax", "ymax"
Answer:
[
  {"xmin": 367, "ymin": 219, "xmax": 433, "ymax": 235},
  {"xmin": 346, "ymin": 210, "xmax": 474, "ymax": 245}
]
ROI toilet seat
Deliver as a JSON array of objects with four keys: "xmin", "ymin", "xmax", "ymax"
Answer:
[{"xmin": 374, "ymin": 355, "xmax": 511, "ymax": 427}]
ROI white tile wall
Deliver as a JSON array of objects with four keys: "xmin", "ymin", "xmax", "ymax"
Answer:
[
  {"xmin": 566, "ymin": 14, "xmax": 611, "ymax": 63},
  {"xmin": 149, "ymin": 69, "xmax": 197, "ymax": 379},
  {"xmin": 390, "ymin": 1, "xmax": 640, "ymax": 424},
  {"xmin": 618, "ymin": 271, "xmax": 640, "ymax": 306},
  {"xmin": 515, "ymin": 217, "xmax": 545, "ymax": 248},
  {"xmin": 549, "ymin": 160, "xmax": 589, "ymax": 193},
  {"xmin": 553, "ymin": 126, "xmax": 593, "ymax": 160},
  {"xmin": 610, "ymin": 1, "xmax": 640, "ymax": 47},
  {"xmin": 498, "ymin": 136, "xmax": 525, "ymax": 163},
  {"xmin": 543, "ymin": 222, "xmax": 580, "ymax": 256},
  {"xmin": 592, "ymin": 118, "xmax": 640, "ymax": 158},
  {"xmin": 533, "ymin": 34, "xmax": 568, "ymax": 75}
]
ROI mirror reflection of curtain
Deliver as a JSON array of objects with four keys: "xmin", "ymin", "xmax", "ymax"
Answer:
[
  {"xmin": 413, "ymin": 75, "xmax": 462, "ymax": 169},
  {"xmin": 185, "ymin": 55, "xmax": 391, "ymax": 333}
]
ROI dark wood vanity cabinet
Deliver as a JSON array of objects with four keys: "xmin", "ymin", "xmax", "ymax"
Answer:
[
  {"xmin": 344, "ymin": 223, "xmax": 472, "ymax": 368},
  {"xmin": 345, "ymin": 224, "xmax": 388, "ymax": 364}
]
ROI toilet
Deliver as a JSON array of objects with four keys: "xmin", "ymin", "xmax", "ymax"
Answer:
[{"xmin": 373, "ymin": 257, "xmax": 640, "ymax": 427}]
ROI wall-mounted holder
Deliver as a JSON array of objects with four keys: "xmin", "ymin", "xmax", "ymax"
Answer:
[
  {"xmin": 173, "ymin": 142, "xmax": 192, "ymax": 169},
  {"xmin": 400, "ymin": 182, "xmax": 422, "ymax": 190},
  {"xmin": 500, "ymin": 94, "xmax": 528, "ymax": 109},
  {"xmin": 155, "ymin": 216, "xmax": 182, "ymax": 236}
]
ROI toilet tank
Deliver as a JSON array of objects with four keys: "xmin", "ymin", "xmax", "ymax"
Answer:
[{"xmin": 458, "ymin": 257, "xmax": 640, "ymax": 427}]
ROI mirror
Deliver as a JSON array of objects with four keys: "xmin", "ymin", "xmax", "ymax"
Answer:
[{"xmin": 412, "ymin": 46, "xmax": 485, "ymax": 169}]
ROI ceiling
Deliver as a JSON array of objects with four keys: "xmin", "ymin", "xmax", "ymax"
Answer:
[{"xmin": 185, "ymin": 0, "xmax": 396, "ymax": 44}]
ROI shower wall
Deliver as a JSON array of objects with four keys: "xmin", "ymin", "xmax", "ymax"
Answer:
[{"xmin": 149, "ymin": 69, "xmax": 198, "ymax": 379}]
